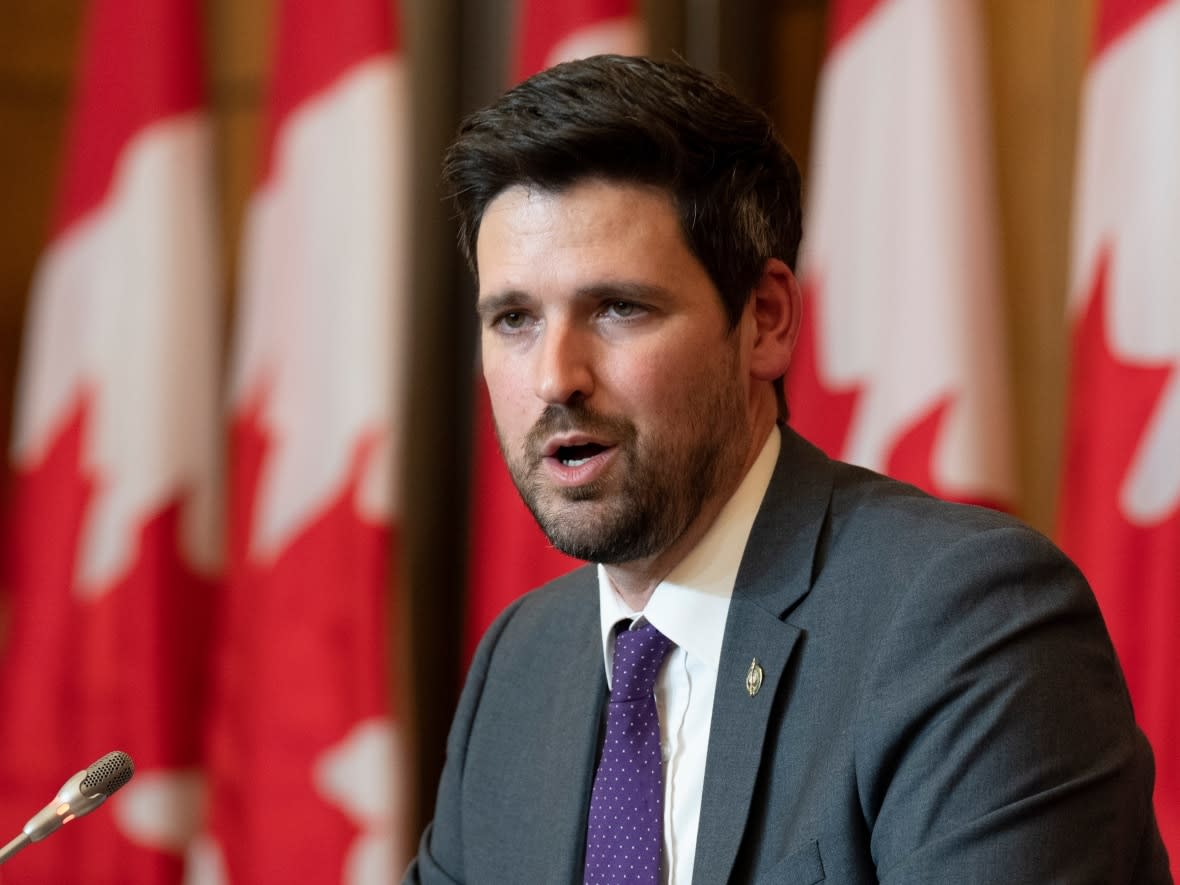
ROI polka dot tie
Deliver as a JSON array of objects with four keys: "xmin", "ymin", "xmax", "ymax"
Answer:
[{"xmin": 584, "ymin": 621, "xmax": 674, "ymax": 884}]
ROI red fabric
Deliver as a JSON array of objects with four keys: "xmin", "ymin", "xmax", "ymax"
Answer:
[
  {"xmin": 513, "ymin": 0, "xmax": 635, "ymax": 80},
  {"xmin": 51, "ymin": 0, "xmax": 202, "ymax": 237},
  {"xmin": 1059, "ymin": 3, "xmax": 1180, "ymax": 870},
  {"xmin": 790, "ymin": 297, "xmax": 1004, "ymax": 512},
  {"xmin": 0, "ymin": 0, "xmax": 215, "ymax": 880},
  {"xmin": 202, "ymin": 0, "xmax": 406, "ymax": 878},
  {"xmin": 788, "ymin": 278, "xmax": 862, "ymax": 460},
  {"xmin": 207, "ymin": 404, "xmax": 393, "ymax": 882},
  {"xmin": 463, "ymin": 0, "xmax": 643, "ymax": 666},
  {"xmin": 826, "ymin": 0, "xmax": 889, "ymax": 52},
  {"xmin": 1092, "ymin": 0, "xmax": 1171, "ymax": 57},
  {"xmin": 789, "ymin": 0, "xmax": 1011, "ymax": 511},
  {"xmin": 1059, "ymin": 257, "xmax": 1180, "ymax": 869},
  {"xmin": 0, "ymin": 404, "xmax": 211, "ymax": 883},
  {"xmin": 259, "ymin": 0, "xmax": 397, "ymax": 182}
]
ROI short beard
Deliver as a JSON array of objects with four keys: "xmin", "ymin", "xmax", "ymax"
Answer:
[{"xmin": 498, "ymin": 360, "xmax": 749, "ymax": 565}]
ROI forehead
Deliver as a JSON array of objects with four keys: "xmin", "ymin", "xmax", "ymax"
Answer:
[{"xmin": 475, "ymin": 180, "xmax": 699, "ymax": 294}]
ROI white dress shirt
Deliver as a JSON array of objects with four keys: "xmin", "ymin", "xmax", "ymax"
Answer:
[{"xmin": 596, "ymin": 427, "xmax": 780, "ymax": 885}]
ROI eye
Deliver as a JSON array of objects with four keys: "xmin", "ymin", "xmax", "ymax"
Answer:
[
  {"xmin": 493, "ymin": 310, "xmax": 531, "ymax": 331},
  {"xmin": 603, "ymin": 300, "xmax": 641, "ymax": 319}
]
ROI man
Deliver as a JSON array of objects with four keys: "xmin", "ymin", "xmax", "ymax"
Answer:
[{"xmin": 407, "ymin": 55, "xmax": 1171, "ymax": 883}]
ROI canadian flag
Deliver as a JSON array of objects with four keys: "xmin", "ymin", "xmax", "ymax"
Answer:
[
  {"xmin": 0, "ymin": 0, "xmax": 220, "ymax": 881},
  {"xmin": 197, "ymin": 0, "xmax": 411, "ymax": 882},
  {"xmin": 788, "ymin": 0, "xmax": 1014, "ymax": 509},
  {"xmin": 464, "ymin": 0, "xmax": 646, "ymax": 665},
  {"xmin": 1058, "ymin": 0, "xmax": 1180, "ymax": 872}
]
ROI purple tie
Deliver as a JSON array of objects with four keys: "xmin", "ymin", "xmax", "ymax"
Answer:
[{"xmin": 584, "ymin": 620, "xmax": 674, "ymax": 884}]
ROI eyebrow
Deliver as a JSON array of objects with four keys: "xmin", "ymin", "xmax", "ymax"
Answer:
[
  {"xmin": 475, "ymin": 290, "xmax": 533, "ymax": 322},
  {"xmin": 476, "ymin": 281, "xmax": 669, "ymax": 320}
]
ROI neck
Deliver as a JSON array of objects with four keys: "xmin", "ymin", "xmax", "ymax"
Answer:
[{"xmin": 602, "ymin": 416, "xmax": 777, "ymax": 612}]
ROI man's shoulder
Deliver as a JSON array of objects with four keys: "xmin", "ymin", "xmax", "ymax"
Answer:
[
  {"xmin": 512, "ymin": 563, "xmax": 599, "ymax": 626},
  {"xmin": 828, "ymin": 459, "xmax": 1028, "ymax": 542},
  {"xmin": 822, "ymin": 460, "xmax": 1069, "ymax": 578},
  {"xmin": 771, "ymin": 426, "xmax": 1037, "ymax": 553},
  {"xmin": 471, "ymin": 564, "xmax": 599, "ymax": 668},
  {"xmin": 733, "ymin": 428, "xmax": 1074, "ymax": 624},
  {"xmin": 792, "ymin": 459, "xmax": 1091, "ymax": 636}
]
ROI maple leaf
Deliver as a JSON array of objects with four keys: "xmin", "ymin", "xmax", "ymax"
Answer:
[
  {"xmin": 787, "ymin": 276, "xmax": 864, "ymax": 460},
  {"xmin": 884, "ymin": 396, "xmax": 952, "ymax": 497},
  {"xmin": 826, "ymin": 0, "xmax": 890, "ymax": 51},
  {"xmin": 0, "ymin": 395, "xmax": 216, "ymax": 882},
  {"xmin": 1058, "ymin": 247, "xmax": 1177, "ymax": 637},
  {"xmin": 1092, "ymin": 0, "xmax": 1173, "ymax": 58},
  {"xmin": 312, "ymin": 717, "xmax": 408, "ymax": 882},
  {"xmin": 1058, "ymin": 245, "xmax": 1179, "ymax": 859},
  {"xmin": 0, "ymin": 400, "xmax": 95, "ymax": 829},
  {"xmin": 883, "ymin": 396, "xmax": 1008, "ymax": 511},
  {"xmin": 205, "ymin": 400, "xmax": 396, "ymax": 883},
  {"xmin": 790, "ymin": 273, "xmax": 1009, "ymax": 509}
]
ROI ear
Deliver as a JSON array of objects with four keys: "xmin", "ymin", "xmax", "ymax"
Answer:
[{"xmin": 746, "ymin": 258, "xmax": 802, "ymax": 382}]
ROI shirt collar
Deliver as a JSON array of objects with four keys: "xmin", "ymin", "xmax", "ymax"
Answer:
[{"xmin": 597, "ymin": 427, "xmax": 781, "ymax": 686}]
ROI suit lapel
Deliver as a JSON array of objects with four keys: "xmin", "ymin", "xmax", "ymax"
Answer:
[
  {"xmin": 533, "ymin": 569, "xmax": 607, "ymax": 881},
  {"xmin": 692, "ymin": 600, "xmax": 802, "ymax": 883},
  {"xmin": 692, "ymin": 428, "xmax": 835, "ymax": 884}
]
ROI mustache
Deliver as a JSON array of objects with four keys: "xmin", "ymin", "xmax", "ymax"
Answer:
[{"xmin": 523, "ymin": 404, "xmax": 636, "ymax": 458}]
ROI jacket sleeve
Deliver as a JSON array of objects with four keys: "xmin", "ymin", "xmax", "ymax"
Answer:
[
  {"xmin": 402, "ymin": 596, "xmax": 528, "ymax": 885},
  {"xmin": 856, "ymin": 525, "xmax": 1169, "ymax": 883}
]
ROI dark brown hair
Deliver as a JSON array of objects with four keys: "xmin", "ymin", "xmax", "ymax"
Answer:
[{"xmin": 442, "ymin": 54, "xmax": 803, "ymax": 330}]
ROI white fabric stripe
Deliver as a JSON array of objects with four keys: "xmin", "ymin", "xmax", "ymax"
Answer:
[
  {"xmin": 800, "ymin": 0, "xmax": 1013, "ymax": 501},
  {"xmin": 1069, "ymin": 1, "xmax": 1180, "ymax": 522},
  {"xmin": 230, "ymin": 57, "xmax": 411, "ymax": 555},
  {"xmin": 543, "ymin": 17, "xmax": 645, "ymax": 67},
  {"xmin": 12, "ymin": 113, "xmax": 222, "ymax": 592}
]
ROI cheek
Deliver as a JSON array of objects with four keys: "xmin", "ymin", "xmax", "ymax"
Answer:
[
  {"xmin": 603, "ymin": 347, "xmax": 699, "ymax": 419},
  {"xmin": 483, "ymin": 359, "xmax": 534, "ymax": 436},
  {"xmin": 632, "ymin": 339, "xmax": 742, "ymax": 422},
  {"xmin": 622, "ymin": 363, "xmax": 675, "ymax": 407}
]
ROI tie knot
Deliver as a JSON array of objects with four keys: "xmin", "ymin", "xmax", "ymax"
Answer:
[{"xmin": 610, "ymin": 621, "xmax": 672, "ymax": 702}]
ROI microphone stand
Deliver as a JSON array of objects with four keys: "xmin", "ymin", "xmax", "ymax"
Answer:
[{"xmin": 0, "ymin": 832, "xmax": 31, "ymax": 865}]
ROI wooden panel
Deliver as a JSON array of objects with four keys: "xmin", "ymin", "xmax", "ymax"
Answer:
[
  {"xmin": 0, "ymin": 0, "xmax": 85, "ymax": 85},
  {"xmin": 0, "ymin": 1, "xmax": 83, "ymax": 490},
  {"xmin": 0, "ymin": 99, "xmax": 70, "ymax": 460},
  {"xmin": 770, "ymin": 0, "xmax": 826, "ymax": 179},
  {"xmin": 205, "ymin": 0, "xmax": 271, "ymax": 314},
  {"xmin": 207, "ymin": 0, "xmax": 273, "ymax": 87},
  {"xmin": 982, "ymin": 0, "xmax": 1093, "ymax": 531}
]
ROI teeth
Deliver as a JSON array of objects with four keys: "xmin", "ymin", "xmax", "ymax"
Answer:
[{"xmin": 561, "ymin": 457, "xmax": 590, "ymax": 467}]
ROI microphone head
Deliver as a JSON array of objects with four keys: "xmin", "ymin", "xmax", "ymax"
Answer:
[
  {"xmin": 79, "ymin": 751, "xmax": 134, "ymax": 798},
  {"xmin": 21, "ymin": 751, "xmax": 136, "ymax": 844}
]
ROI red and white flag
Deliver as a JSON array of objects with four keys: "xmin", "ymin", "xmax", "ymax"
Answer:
[
  {"xmin": 789, "ymin": 0, "xmax": 1013, "ymax": 509},
  {"xmin": 0, "ymin": 0, "xmax": 220, "ymax": 880},
  {"xmin": 198, "ymin": 1, "xmax": 411, "ymax": 882},
  {"xmin": 464, "ymin": 0, "xmax": 645, "ymax": 665},
  {"xmin": 1058, "ymin": 0, "xmax": 1180, "ymax": 870}
]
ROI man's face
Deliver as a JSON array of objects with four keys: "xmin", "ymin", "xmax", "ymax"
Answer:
[{"xmin": 476, "ymin": 179, "xmax": 756, "ymax": 565}]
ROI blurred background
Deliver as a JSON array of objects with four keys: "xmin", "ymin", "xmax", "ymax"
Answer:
[{"xmin": 0, "ymin": 0, "xmax": 1175, "ymax": 882}]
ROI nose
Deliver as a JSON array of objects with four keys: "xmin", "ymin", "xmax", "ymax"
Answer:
[{"xmin": 534, "ymin": 320, "xmax": 594, "ymax": 405}]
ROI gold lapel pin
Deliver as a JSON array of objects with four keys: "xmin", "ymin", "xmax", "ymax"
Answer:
[{"xmin": 746, "ymin": 658, "xmax": 763, "ymax": 697}]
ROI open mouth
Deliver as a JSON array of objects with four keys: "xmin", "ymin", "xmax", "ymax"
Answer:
[{"xmin": 554, "ymin": 443, "xmax": 608, "ymax": 467}]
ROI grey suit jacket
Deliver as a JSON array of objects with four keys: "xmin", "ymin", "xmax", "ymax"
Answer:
[{"xmin": 407, "ymin": 427, "xmax": 1171, "ymax": 883}]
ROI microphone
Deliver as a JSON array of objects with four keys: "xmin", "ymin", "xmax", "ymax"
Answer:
[{"xmin": 0, "ymin": 750, "xmax": 134, "ymax": 866}]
